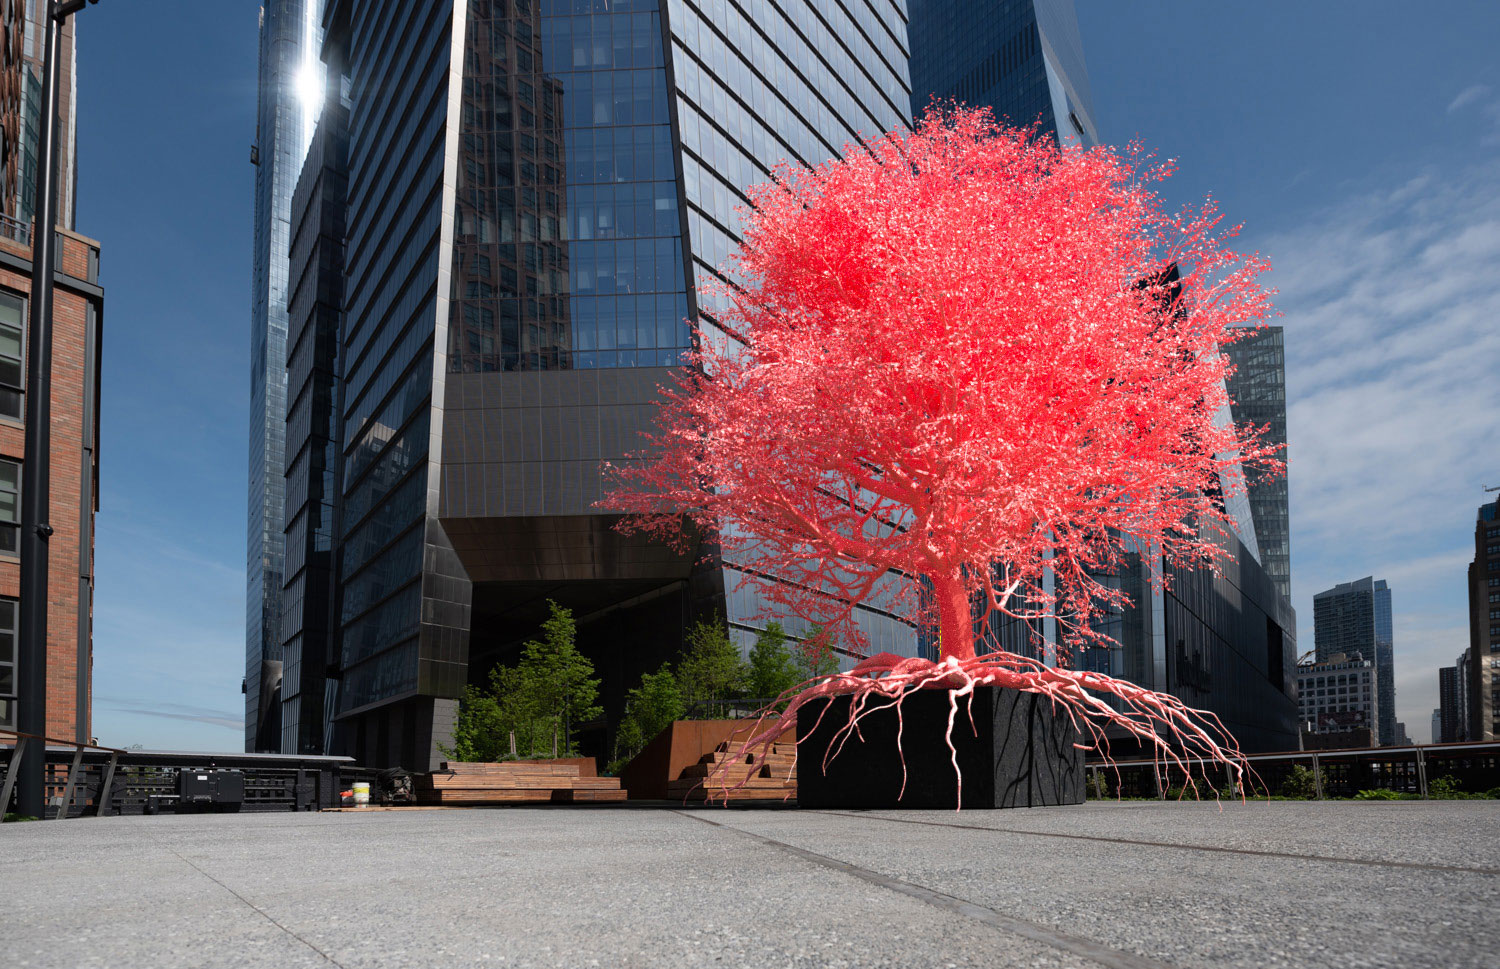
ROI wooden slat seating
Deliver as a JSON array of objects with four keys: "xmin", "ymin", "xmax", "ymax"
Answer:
[
  {"xmin": 666, "ymin": 741, "xmax": 798, "ymax": 802},
  {"xmin": 417, "ymin": 761, "xmax": 627, "ymax": 805}
]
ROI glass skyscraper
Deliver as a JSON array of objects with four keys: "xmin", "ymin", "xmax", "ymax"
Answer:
[
  {"xmin": 907, "ymin": 0, "xmax": 1097, "ymax": 147},
  {"xmin": 261, "ymin": 0, "xmax": 912, "ymax": 767},
  {"xmin": 247, "ymin": 0, "xmax": 324, "ymax": 751},
  {"xmin": 1226, "ymin": 326, "xmax": 1290, "ymax": 599},
  {"xmin": 1313, "ymin": 576, "xmax": 1395, "ymax": 746}
]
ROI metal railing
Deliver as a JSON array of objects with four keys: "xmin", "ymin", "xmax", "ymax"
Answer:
[
  {"xmin": 1, "ymin": 735, "xmax": 360, "ymax": 819},
  {"xmin": 0, "ymin": 730, "xmax": 124, "ymax": 820},
  {"xmin": 1087, "ymin": 740, "xmax": 1500, "ymax": 800},
  {"xmin": 0, "ymin": 212, "xmax": 30, "ymax": 247},
  {"xmin": 682, "ymin": 698, "xmax": 787, "ymax": 720}
]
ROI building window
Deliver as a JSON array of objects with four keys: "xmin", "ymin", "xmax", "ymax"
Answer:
[
  {"xmin": 0, "ymin": 598, "xmax": 14, "ymax": 730},
  {"xmin": 0, "ymin": 292, "xmax": 23, "ymax": 421},
  {"xmin": 0, "ymin": 459, "xmax": 16, "ymax": 557}
]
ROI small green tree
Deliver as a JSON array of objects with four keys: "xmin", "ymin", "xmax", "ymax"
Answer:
[
  {"xmin": 609, "ymin": 662, "xmax": 686, "ymax": 773},
  {"xmin": 677, "ymin": 616, "xmax": 747, "ymax": 717},
  {"xmin": 747, "ymin": 622, "xmax": 801, "ymax": 701},
  {"xmin": 441, "ymin": 600, "xmax": 601, "ymax": 761},
  {"xmin": 795, "ymin": 623, "xmax": 841, "ymax": 680},
  {"xmin": 512, "ymin": 600, "xmax": 601, "ymax": 756},
  {"xmin": 444, "ymin": 684, "xmax": 508, "ymax": 762}
]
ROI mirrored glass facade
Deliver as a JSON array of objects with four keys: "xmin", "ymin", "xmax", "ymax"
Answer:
[
  {"xmin": 273, "ymin": 0, "xmax": 916, "ymax": 767},
  {"xmin": 665, "ymin": 0, "xmax": 916, "ymax": 664},
  {"xmin": 908, "ymin": 0, "xmax": 1097, "ymax": 147},
  {"xmin": 1226, "ymin": 325, "xmax": 1290, "ymax": 599},
  {"xmin": 1313, "ymin": 576, "xmax": 1395, "ymax": 746},
  {"xmin": 247, "ymin": 0, "xmax": 322, "ymax": 751}
]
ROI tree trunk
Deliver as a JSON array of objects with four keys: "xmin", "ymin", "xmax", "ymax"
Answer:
[{"xmin": 933, "ymin": 572, "xmax": 976, "ymax": 662}]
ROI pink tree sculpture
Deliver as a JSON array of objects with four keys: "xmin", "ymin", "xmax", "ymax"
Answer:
[{"xmin": 602, "ymin": 108, "xmax": 1279, "ymax": 802}]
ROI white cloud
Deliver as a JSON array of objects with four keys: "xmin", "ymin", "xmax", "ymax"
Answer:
[
  {"xmin": 1257, "ymin": 155, "xmax": 1500, "ymax": 741},
  {"xmin": 1447, "ymin": 83, "xmax": 1492, "ymax": 113}
]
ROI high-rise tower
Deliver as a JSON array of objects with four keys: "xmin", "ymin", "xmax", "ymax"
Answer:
[
  {"xmin": 272, "ymin": 0, "xmax": 913, "ymax": 767},
  {"xmin": 907, "ymin": 0, "xmax": 1098, "ymax": 146},
  {"xmin": 1225, "ymin": 326, "xmax": 1290, "ymax": 599},
  {"xmin": 1466, "ymin": 500, "xmax": 1499, "ymax": 741},
  {"xmin": 1314, "ymin": 576, "xmax": 1395, "ymax": 746},
  {"xmin": 247, "ymin": 0, "xmax": 324, "ymax": 752}
]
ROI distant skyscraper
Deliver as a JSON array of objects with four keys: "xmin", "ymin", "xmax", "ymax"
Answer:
[
  {"xmin": 908, "ymin": 0, "xmax": 1098, "ymax": 146},
  {"xmin": 1466, "ymin": 499, "xmax": 1500, "ymax": 741},
  {"xmin": 1438, "ymin": 664, "xmax": 1461, "ymax": 743},
  {"xmin": 1455, "ymin": 647, "xmax": 1471, "ymax": 742},
  {"xmin": 264, "ymin": 0, "xmax": 915, "ymax": 767},
  {"xmin": 1431, "ymin": 708, "xmax": 1441, "ymax": 746},
  {"xmin": 1314, "ymin": 577, "xmax": 1395, "ymax": 745},
  {"xmin": 247, "ymin": 0, "xmax": 324, "ymax": 752},
  {"xmin": 1225, "ymin": 326, "xmax": 1290, "ymax": 600}
]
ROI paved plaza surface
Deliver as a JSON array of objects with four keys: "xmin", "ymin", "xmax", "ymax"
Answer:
[{"xmin": 3, "ymin": 801, "xmax": 1497, "ymax": 968}]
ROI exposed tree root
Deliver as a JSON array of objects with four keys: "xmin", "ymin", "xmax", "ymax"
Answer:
[{"xmin": 692, "ymin": 651, "xmax": 1250, "ymax": 809}]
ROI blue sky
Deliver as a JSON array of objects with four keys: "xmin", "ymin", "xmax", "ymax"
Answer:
[{"xmin": 77, "ymin": 2, "xmax": 1499, "ymax": 748}]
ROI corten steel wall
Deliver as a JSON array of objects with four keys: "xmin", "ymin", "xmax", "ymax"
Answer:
[{"xmin": 0, "ymin": 228, "xmax": 102, "ymax": 744}]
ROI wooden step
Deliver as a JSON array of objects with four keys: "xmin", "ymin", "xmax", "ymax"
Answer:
[{"xmin": 436, "ymin": 763, "xmax": 582, "ymax": 775}]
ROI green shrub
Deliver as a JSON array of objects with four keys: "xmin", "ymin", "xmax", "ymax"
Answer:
[
  {"xmin": 1484, "ymin": 787, "xmax": 1500, "ymax": 800},
  {"xmin": 1428, "ymin": 775, "xmax": 1470, "ymax": 800},
  {"xmin": 1087, "ymin": 773, "xmax": 1110, "ymax": 799},
  {"xmin": 1279, "ymin": 764, "xmax": 1323, "ymax": 799},
  {"xmin": 1353, "ymin": 788, "xmax": 1415, "ymax": 800}
]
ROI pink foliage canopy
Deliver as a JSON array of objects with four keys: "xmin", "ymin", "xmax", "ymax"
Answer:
[{"xmin": 603, "ymin": 108, "xmax": 1277, "ymax": 670}]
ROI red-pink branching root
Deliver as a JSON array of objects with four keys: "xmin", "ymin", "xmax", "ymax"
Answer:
[{"xmin": 696, "ymin": 651, "xmax": 1251, "ymax": 809}]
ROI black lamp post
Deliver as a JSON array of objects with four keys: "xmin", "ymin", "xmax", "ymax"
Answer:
[{"xmin": 13, "ymin": 0, "xmax": 96, "ymax": 820}]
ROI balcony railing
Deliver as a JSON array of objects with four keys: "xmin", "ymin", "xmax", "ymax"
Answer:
[{"xmin": 0, "ymin": 213, "xmax": 30, "ymax": 248}]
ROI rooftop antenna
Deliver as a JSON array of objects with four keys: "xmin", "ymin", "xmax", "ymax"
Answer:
[{"xmin": 1485, "ymin": 484, "xmax": 1500, "ymax": 493}]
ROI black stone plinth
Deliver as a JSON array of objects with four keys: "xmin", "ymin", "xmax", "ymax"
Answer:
[{"xmin": 796, "ymin": 686, "xmax": 1085, "ymax": 809}]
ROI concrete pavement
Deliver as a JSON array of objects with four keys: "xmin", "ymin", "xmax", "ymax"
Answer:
[{"xmin": 2, "ymin": 801, "xmax": 1495, "ymax": 968}]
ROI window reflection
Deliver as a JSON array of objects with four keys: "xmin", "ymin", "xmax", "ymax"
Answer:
[{"xmin": 449, "ymin": 0, "xmax": 689, "ymax": 373}]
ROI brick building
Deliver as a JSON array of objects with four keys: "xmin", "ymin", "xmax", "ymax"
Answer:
[
  {"xmin": 0, "ymin": 2, "xmax": 101, "ymax": 746},
  {"xmin": 0, "ymin": 225, "xmax": 101, "ymax": 744}
]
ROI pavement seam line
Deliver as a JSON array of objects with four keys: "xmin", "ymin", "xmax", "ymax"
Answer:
[
  {"xmin": 153, "ymin": 838, "xmax": 346, "ymax": 967},
  {"xmin": 819, "ymin": 811, "xmax": 1500, "ymax": 877},
  {"xmin": 673, "ymin": 809, "xmax": 1174, "ymax": 969}
]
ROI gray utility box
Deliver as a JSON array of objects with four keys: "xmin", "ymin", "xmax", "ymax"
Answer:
[{"xmin": 175, "ymin": 769, "xmax": 245, "ymax": 812}]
